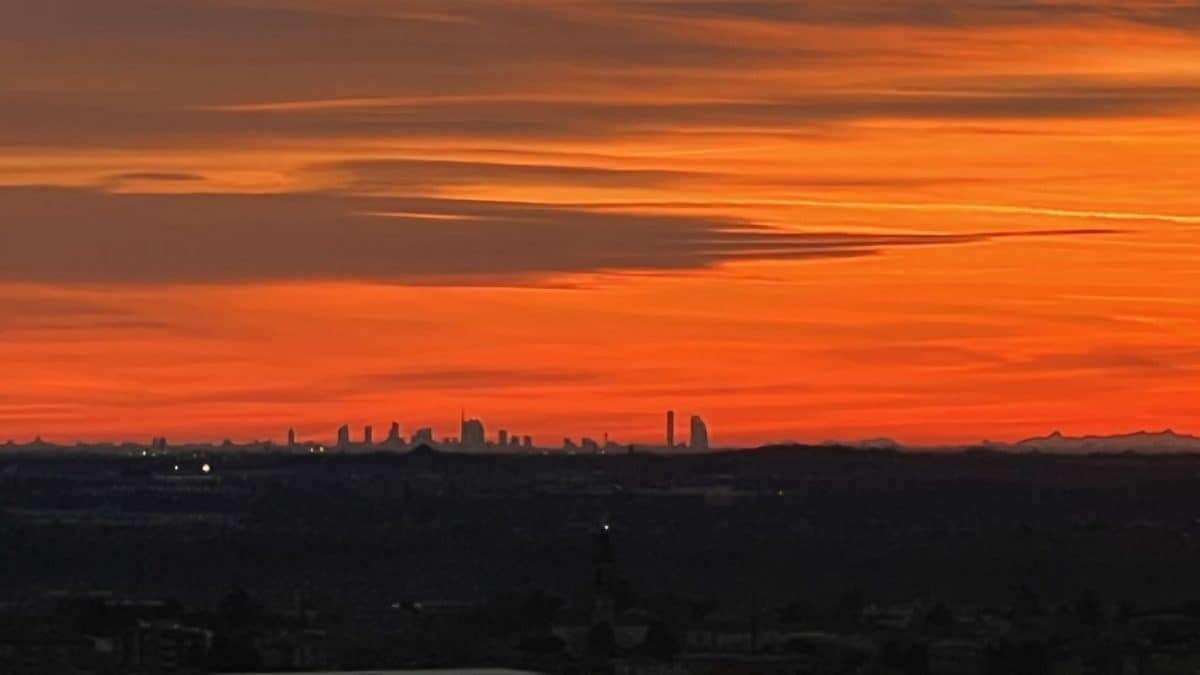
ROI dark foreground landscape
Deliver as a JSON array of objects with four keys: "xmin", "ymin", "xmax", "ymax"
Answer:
[{"xmin": 6, "ymin": 444, "xmax": 1200, "ymax": 673}]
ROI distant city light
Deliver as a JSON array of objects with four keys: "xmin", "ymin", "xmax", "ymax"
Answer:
[
  {"xmin": 173, "ymin": 465, "xmax": 179, "ymax": 472},
  {"xmin": 201, "ymin": 463, "xmax": 211, "ymax": 474}
]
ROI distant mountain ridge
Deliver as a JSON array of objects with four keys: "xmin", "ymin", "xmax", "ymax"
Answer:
[
  {"xmin": 821, "ymin": 437, "xmax": 902, "ymax": 451},
  {"xmin": 1013, "ymin": 429, "xmax": 1200, "ymax": 453}
]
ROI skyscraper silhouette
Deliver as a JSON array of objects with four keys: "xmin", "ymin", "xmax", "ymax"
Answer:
[
  {"xmin": 363, "ymin": 425, "xmax": 373, "ymax": 445},
  {"xmin": 336, "ymin": 424, "xmax": 350, "ymax": 448},
  {"xmin": 690, "ymin": 415, "xmax": 709, "ymax": 451},
  {"xmin": 287, "ymin": 427, "xmax": 295, "ymax": 449},
  {"xmin": 461, "ymin": 412, "xmax": 485, "ymax": 449},
  {"xmin": 666, "ymin": 410, "xmax": 675, "ymax": 449}
]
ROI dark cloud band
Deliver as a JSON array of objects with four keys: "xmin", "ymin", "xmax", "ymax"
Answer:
[{"xmin": 0, "ymin": 186, "xmax": 1116, "ymax": 284}]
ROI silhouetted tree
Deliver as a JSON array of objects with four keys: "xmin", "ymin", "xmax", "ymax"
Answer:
[
  {"xmin": 926, "ymin": 601, "xmax": 954, "ymax": 629},
  {"xmin": 834, "ymin": 589, "xmax": 865, "ymax": 628},
  {"xmin": 217, "ymin": 588, "xmax": 262, "ymax": 629},
  {"xmin": 639, "ymin": 620, "xmax": 679, "ymax": 660},
  {"xmin": 882, "ymin": 641, "xmax": 930, "ymax": 675},
  {"xmin": 1011, "ymin": 584, "xmax": 1042, "ymax": 621},
  {"xmin": 521, "ymin": 590, "xmax": 564, "ymax": 629},
  {"xmin": 1076, "ymin": 588, "xmax": 1102, "ymax": 627},
  {"xmin": 986, "ymin": 640, "xmax": 1050, "ymax": 675},
  {"xmin": 207, "ymin": 632, "xmax": 261, "ymax": 672},
  {"xmin": 518, "ymin": 633, "xmax": 566, "ymax": 655},
  {"xmin": 208, "ymin": 588, "xmax": 264, "ymax": 671},
  {"xmin": 587, "ymin": 621, "xmax": 616, "ymax": 659}
]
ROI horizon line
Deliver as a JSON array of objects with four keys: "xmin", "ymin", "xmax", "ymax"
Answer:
[{"xmin": 5, "ymin": 426, "xmax": 1196, "ymax": 451}]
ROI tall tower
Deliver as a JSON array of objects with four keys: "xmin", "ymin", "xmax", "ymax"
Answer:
[
  {"xmin": 336, "ymin": 424, "xmax": 350, "ymax": 448},
  {"xmin": 498, "ymin": 429, "xmax": 508, "ymax": 447},
  {"xmin": 363, "ymin": 425, "xmax": 373, "ymax": 445},
  {"xmin": 666, "ymin": 410, "xmax": 675, "ymax": 449},
  {"xmin": 287, "ymin": 428, "xmax": 296, "ymax": 449},
  {"xmin": 690, "ymin": 415, "xmax": 709, "ymax": 451},
  {"xmin": 592, "ymin": 521, "xmax": 617, "ymax": 626}
]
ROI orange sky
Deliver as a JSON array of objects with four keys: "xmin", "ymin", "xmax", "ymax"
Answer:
[{"xmin": 2, "ymin": 0, "xmax": 1199, "ymax": 446}]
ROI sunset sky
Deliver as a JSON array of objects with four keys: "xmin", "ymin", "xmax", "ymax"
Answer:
[{"xmin": 3, "ymin": 0, "xmax": 1200, "ymax": 446}]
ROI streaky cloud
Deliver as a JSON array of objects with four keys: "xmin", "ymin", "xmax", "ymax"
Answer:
[
  {"xmin": 567, "ymin": 197, "xmax": 1200, "ymax": 224},
  {"xmin": 0, "ymin": 186, "xmax": 1117, "ymax": 285}
]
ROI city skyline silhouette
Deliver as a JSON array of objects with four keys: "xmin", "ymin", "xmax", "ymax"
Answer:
[{"xmin": 3, "ymin": 2, "xmax": 1199, "ymax": 447}]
